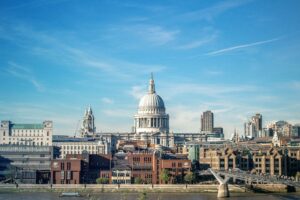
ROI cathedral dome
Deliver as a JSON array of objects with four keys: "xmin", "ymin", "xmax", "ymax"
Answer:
[
  {"xmin": 134, "ymin": 74, "xmax": 169, "ymax": 135},
  {"xmin": 137, "ymin": 75, "xmax": 165, "ymax": 114},
  {"xmin": 138, "ymin": 93, "xmax": 165, "ymax": 114}
]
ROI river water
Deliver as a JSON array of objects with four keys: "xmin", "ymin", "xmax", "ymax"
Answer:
[{"xmin": 0, "ymin": 192, "xmax": 299, "ymax": 200}]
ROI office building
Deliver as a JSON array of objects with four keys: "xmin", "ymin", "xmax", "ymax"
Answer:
[{"xmin": 201, "ymin": 111, "xmax": 214, "ymax": 132}]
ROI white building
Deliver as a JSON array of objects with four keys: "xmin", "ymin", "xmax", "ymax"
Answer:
[
  {"xmin": 58, "ymin": 140, "xmax": 109, "ymax": 158},
  {"xmin": 0, "ymin": 120, "xmax": 53, "ymax": 146},
  {"xmin": 133, "ymin": 74, "xmax": 174, "ymax": 147}
]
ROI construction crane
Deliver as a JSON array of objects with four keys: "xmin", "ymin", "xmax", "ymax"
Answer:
[{"xmin": 74, "ymin": 120, "xmax": 81, "ymax": 138}]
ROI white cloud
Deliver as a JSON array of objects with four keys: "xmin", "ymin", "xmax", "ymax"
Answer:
[
  {"xmin": 125, "ymin": 25, "xmax": 179, "ymax": 45},
  {"xmin": 168, "ymin": 105, "xmax": 201, "ymax": 133},
  {"xmin": 101, "ymin": 97, "xmax": 114, "ymax": 104},
  {"xmin": 288, "ymin": 81, "xmax": 300, "ymax": 90},
  {"xmin": 182, "ymin": 0, "xmax": 252, "ymax": 21},
  {"xmin": 206, "ymin": 37, "xmax": 281, "ymax": 56},
  {"xmin": 5, "ymin": 62, "xmax": 44, "ymax": 92},
  {"xmin": 161, "ymin": 82, "xmax": 257, "ymax": 99},
  {"xmin": 129, "ymin": 85, "xmax": 145, "ymax": 100},
  {"xmin": 102, "ymin": 108, "xmax": 133, "ymax": 118},
  {"xmin": 177, "ymin": 34, "xmax": 217, "ymax": 50},
  {"xmin": 0, "ymin": 22, "xmax": 167, "ymax": 80}
]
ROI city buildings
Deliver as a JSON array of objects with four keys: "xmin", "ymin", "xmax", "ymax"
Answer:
[
  {"xmin": 199, "ymin": 145, "xmax": 300, "ymax": 177},
  {"xmin": 252, "ymin": 113, "xmax": 263, "ymax": 134},
  {"xmin": 292, "ymin": 124, "xmax": 300, "ymax": 137},
  {"xmin": 244, "ymin": 113, "xmax": 263, "ymax": 138},
  {"xmin": 0, "ymin": 145, "xmax": 54, "ymax": 183},
  {"xmin": 51, "ymin": 154, "xmax": 89, "ymax": 184},
  {"xmin": 58, "ymin": 140, "xmax": 109, "ymax": 158},
  {"xmin": 100, "ymin": 151, "xmax": 191, "ymax": 184},
  {"xmin": 213, "ymin": 127, "xmax": 223, "ymax": 135},
  {"xmin": 267, "ymin": 121, "xmax": 292, "ymax": 137},
  {"xmin": 0, "ymin": 76, "xmax": 299, "ymax": 185},
  {"xmin": 0, "ymin": 120, "xmax": 53, "ymax": 146},
  {"xmin": 201, "ymin": 111, "xmax": 214, "ymax": 132}
]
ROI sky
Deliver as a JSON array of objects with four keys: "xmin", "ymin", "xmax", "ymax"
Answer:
[{"xmin": 0, "ymin": 0, "xmax": 300, "ymax": 138}]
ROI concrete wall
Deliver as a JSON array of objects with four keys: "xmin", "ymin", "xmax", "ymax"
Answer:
[{"xmin": 0, "ymin": 183, "xmax": 294, "ymax": 193}]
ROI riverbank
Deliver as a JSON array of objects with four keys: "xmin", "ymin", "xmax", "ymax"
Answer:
[
  {"xmin": 1, "ymin": 191, "xmax": 300, "ymax": 200},
  {"xmin": 0, "ymin": 183, "xmax": 295, "ymax": 193}
]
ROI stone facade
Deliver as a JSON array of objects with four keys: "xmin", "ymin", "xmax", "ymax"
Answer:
[
  {"xmin": 0, "ymin": 120, "xmax": 53, "ymax": 146},
  {"xmin": 58, "ymin": 140, "xmax": 109, "ymax": 158},
  {"xmin": 200, "ymin": 146, "xmax": 300, "ymax": 176},
  {"xmin": 132, "ymin": 75, "xmax": 174, "ymax": 148}
]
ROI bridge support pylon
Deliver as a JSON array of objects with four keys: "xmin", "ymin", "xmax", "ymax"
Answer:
[
  {"xmin": 217, "ymin": 183, "xmax": 229, "ymax": 198},
  {"xmin": 208, "ymin": 168, "xmax": 230, "ymax": 198}
]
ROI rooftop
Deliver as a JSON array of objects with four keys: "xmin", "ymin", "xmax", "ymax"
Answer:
[{"xmin": 11, "ymin": 123, "xmax": 43, "ymax": 129}]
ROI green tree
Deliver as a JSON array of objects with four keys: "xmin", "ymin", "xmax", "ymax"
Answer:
[
  {"xmin": 184, "ymin": 171, "xmax": 195, "ymax": 184},
  {"xmin": 159, "ymin": 169, "xmax": 170, "ymax": 184},
  {"xmin": 134, "ymin": 177, "xmax": 144, "ymax": 184},
  {"xmin": 96, "ymin": 177, "xmax": 109, "ymax": 184}
]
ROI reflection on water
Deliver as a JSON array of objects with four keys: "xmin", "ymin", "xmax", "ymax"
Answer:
[{"xmin": 0, "ymin": 192, "xmax": 299, "ymax": 200}]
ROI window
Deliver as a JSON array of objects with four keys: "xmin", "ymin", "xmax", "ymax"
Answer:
[
  {"xmin": 67, "ymin": 162, "xmax": 71, "ymax": 170},
  {"xmin": 47, "ymin": 131, "xmax": 49, "ymax": 136},
  {"xmin": 67, "ymin": 171, "xmax": 71, "ymax": 180},
  {"xmin": 61, "ymin": 171, "xmax": 65, "ymax": 180},
  {"xmin": 61, "ymin": 163, "xmax": 65, "ymax": 170}
]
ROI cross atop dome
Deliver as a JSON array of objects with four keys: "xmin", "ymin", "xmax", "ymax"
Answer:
[{"xmin": 148, "ymin": 73, "xmax": 155, "ymax": 94}]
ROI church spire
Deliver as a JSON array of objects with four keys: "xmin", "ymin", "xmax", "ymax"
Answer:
[
  {"xmin": 148, "ymin": 73, "xmax": 155, "ymax": 94},
  {"xmin": 88, "ymin": 105, "xmax": 92, "ymax": 114}
]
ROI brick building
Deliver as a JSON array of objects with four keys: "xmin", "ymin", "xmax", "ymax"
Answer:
[
  {"xmin": 159, "ymin": 154, "xmax": 191, "ymax": 184},
  {"xmin": 100, "ymin": 151, "xmax": 191, "ymax": 184},
  {"xmin": 51, "ymin": 154, "xmax": 89, "ymax": 184},
  {"xmin": 199, "ymin": 146, "xmax": 300, "ymax": 176}
]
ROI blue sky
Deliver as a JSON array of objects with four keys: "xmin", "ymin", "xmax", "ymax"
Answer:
[{"xmin": 0, "ymin": 0, "xmax": 300, "ymax": 138}]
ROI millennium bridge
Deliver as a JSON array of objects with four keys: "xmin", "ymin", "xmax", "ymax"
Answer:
[{"xmin": 208, "ymin": 168, "xmax": 300, "ymax": 198}]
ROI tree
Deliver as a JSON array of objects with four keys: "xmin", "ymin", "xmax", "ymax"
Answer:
[
  {"xmin": 134, "ymin": 177, "xmax": 143, "ymax": 184},
  {"xmin": 159, "ymin": 169, "xmax": 170, "ymax": 184},
  {"xmin": 96, "ymin": 177, "xmax": 109, "ymax": 184},
  {"xmin": 184, "ymin": 171, "xmax": 195, "ymax": 184}
]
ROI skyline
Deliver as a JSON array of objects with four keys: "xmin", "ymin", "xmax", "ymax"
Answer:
[{"xmin": 1, "ymin": 0, "xmax": 300, "ymax": 137}]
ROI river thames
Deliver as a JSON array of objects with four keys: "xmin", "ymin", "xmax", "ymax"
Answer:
[{"xmin": 0, "ymin": 192, "xmax": 299, "ymax": 200}]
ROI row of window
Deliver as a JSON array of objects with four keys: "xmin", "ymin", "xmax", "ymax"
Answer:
[
  {"xmin": 171, "ymin": 162, "xmax": 183, "ymax": 168},
  {"xmin": 62, "ymin": 150, "xmax": 99, "ymax": 155},
  {"xmin": 2, "ymin": 141, "xmax": 49, "ymax": 146},
  {"xmin": 3, "ymin": 137, "xmax": 49, "ymax": 141},
  {"xmin": 62, "ymin": 145, "xmax": 99, "ymax": 150},
  {"xmin": 2, "ymin": 130, "xmax": 50, "ymax": 136}
]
